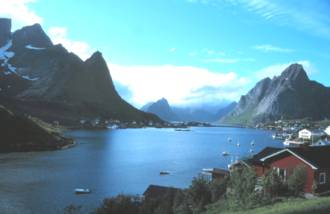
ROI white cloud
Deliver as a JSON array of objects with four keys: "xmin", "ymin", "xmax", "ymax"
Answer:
[
  {"xmin": 189, "ymin": 0, "xmax": 330, "ymax": 40},
  {"xmin": 0, "ymin": 0, "xmax": 43, "ymax": 30},
  {"xmin": 253, "ymin": 44, "xmax": 294, "ymax": 53},
  {"xmin": 48, "ymin": 27, "xmax": 94, "ymax": 60},
  {"xmin": 108, "ymin": 63, "xmax": 248, "ymax": 107},
  {"xmin": 232, "ymin": 0, "xmax": 330, "ymax": 39},
  {"xmin": 255, "ymin": 60, "xmax": 318, "ymax": 79}
]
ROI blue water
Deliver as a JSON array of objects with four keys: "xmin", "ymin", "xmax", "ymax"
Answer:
[{"xmin": 0, "ymin": 127, "xmax": 281, "ymax": 213}]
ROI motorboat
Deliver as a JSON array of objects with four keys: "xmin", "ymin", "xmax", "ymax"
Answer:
[{"xmin": 74, "ymin": 188, "xmax": 91, "ymax": 194}]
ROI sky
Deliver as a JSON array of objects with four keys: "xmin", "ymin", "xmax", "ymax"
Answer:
[{"xmin": 0, "ymin": 0, "xmax": 330, "ymax": 108}]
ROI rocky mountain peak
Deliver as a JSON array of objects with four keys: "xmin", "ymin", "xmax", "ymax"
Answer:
[
  {"xmin": 222, "ymin": 63, "xmax": 330, "ymax": 125},
  {"xmin": 12, "ymin": 23, "xmax": 53, "ymax": 50},
  {"xmin": 0, "ymin": 18, "xmax": 11, "ymax": 46},
  {"xmin": 158, "ymin": 97, "xmax": 169, "ymax": 105},
  {"xmin": 279, "ymin": 63, "xmax": 309, "ymax": 83}
]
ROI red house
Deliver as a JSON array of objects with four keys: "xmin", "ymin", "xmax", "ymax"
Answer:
[{"xmin": 234, "ymin": 146, "xmax": 330, "ymax": 194}]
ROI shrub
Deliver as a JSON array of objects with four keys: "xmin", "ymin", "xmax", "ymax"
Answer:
[
  {"xmin": 287, "ymin": 165, "xmax": 307, "ymax": 196},
  {"xmin": 93, "ymin": 194, "xmax": 140, "ymax": 214},
  {"xmin": 227, "ymin": 167, "xmax": 259, "ymax": 209},
  {"xmin": 63, "ymin": 204, "xmax": 83, "ymax": 214},
  {"xmin": 187, "ymin": 175, "xmax": 212, "ymax": 210},
  {"xmin": 210, "ymin": 177, "xmax": 228, "ymax": 202},
  {"xmin": 262, "ymin": 169, "xmax": 284, "ymax": 198}
]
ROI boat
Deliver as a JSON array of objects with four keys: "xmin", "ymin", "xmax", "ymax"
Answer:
[
  {"xmin": 74, "ymin": 188, "xmax": 91, "ymax": 194},
  {"xmin": 272, "ymin": 133, "xmax": 289, "ymax": 140},
  {"xmin": 236, "ymin": 143, "xmax": 240, "ymax": 147},
  {"xmin": 160, "ymin": 171, "xmax": 170, "ymax": 175},
  {"xmin": 251, "ymin": 141, "xmax": 255, "ymax": 146},
  {"xmin": 174, "ymin": 128, "xmax": 190, "ymax": 132},
  {"xmin": 222, "ymin": 151, "xmax": 229, "ymax": 156},
  {"xmin": 227, "ymin": 137, "xmax": 232, "ymax": 142}
]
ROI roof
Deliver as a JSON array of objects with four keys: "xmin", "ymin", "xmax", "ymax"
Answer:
[
  {"xmin": 143, "ymin": 185, "xmax": 181, "ymax": 199},
  {"xmin": 203, "ymin": 168, "xmax": 229, "ymax": 175},
  {"xmin": 261, "ymin": 146, "xmax": 330, "ymax": 169},
  {"xmin": 245, "ymin": 147, "xmax": 282, "ymax": 166}
]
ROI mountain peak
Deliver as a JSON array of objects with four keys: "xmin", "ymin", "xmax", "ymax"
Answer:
[
  {"xmin": 158, "ymin": 97, "xmax": 169, "ymax": 104},
  {"xmin": 85, "ymin": 51, "xmax": 108, "ymax": 71},
  {"xmin": 12, "ymin": 23, "xmax": 53, "ymax": 49},
  {"xmin": 280, "ymin": 63, "xmax": 309, "ymax": 82},
  {"xmin": 145, "ymin": 98, "xmax": 179, "ymax": 122}
]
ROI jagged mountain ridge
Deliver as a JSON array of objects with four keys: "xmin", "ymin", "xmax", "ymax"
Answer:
[
  {"xmin": 222, "ymin": 64, "xmax": 330, "ymax": 124},
  {"xmin": 0, "ymin": 18, "xmax": 161, "ymax": 125}
]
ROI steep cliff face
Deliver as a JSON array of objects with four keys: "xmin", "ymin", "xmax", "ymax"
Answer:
[
  {"xmin": 0, "ymin": 18, "xmax": 11, "ymax": 46},
  {"xmin": 0, "ymin": 18, "xmax": 161, "ymax": 125},
  {"xmin": 222, "ymin": 64, "xmax": 330, "ymax": 125}
]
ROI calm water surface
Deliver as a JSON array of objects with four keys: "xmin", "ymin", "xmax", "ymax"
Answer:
[{"xmin": 0, "ymin": 127, "xmax": 282, "ymax": 213}]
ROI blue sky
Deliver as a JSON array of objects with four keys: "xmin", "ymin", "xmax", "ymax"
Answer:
[{"xmin": 1, "ymin": 0, "xmax": 330, "ymax": 107}]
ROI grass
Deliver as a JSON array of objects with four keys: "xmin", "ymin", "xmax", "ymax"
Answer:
[
  {"xmin": 29, "ymin": 116, "xmax": 66, "ymax": 134},
  {"xmin": 204, "ymin": 197, "xmax": 330, "ymax": 214}
]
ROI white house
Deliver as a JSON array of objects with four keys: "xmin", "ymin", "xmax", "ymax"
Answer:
[
  {"xmin": 298, "ymin": 129, "xmax": 324, "ymax": 141},
  {"xmin": 325, "ymin": 126, "xmax": 330, "ymax": 136}
]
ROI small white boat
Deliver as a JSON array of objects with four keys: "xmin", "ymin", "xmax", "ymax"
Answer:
[
  {"xmin": 222, "ymin": 151, "xmax": 229, "ymax": 156},
  {"xmin": 75, "ymin": 188, "xmax": 91, "ymax": 194},
  {"xmin": 228, "ymin": 137, "xmax": 232, "ymax": 142},
  {"xmin": 251, "ymin": 141, "xmax": 255, "ymax": 146},
  {"xmin": 236, "ymin": 143, "xmax": 240, "ymax": 147}
]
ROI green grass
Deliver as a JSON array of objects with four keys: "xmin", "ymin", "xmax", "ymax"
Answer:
[{"xmin": 204, "ymin": 197, "xmax": 330, "ymax": 214}]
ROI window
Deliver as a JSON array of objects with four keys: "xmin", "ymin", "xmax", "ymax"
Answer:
[
  {"xmin": 275, "ymin": 168, "xmax": 287, "ymax": 181},
  {"xmin": 319, "ymin": 172, "xmax": 326, "ymax": 184}
]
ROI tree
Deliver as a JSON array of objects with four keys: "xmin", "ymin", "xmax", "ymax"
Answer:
[
  {"xmin": 227, "ymin": 167, "xmax": 259, "ymax": 209},
  {"xmin": 187, "ymin": 175, "xmax": 212, "ymax": 211},
  {"xmin": 210, "ymin": 177, "xmax": 228, "ymax": 202},
  {"xmin": 287, "ymin": 165, "xmax": 307, "ymax": 196},
  {"xmin": 262, "ymin": 169, "xmax": 284, "ymax": 198},
  {"xmin": 63, "ymin": 204, "xmax": 83, "ymax": 214},
  {"xmin": 93, "ymin": 195, "xmax": 140, "ymax": 214}
]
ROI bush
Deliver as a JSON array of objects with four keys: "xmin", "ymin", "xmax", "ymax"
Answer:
[
  {"xmin": 63, "ymin": 204, "xmax": 83, "ymax": 214},
  {"xmin": 262, "ymin": 169, "xmax": 284, "ymax": 198},
  {"xmin": 287, "ymin": 165, "xmax": 307, "ymax": 196},
  {"xmin": 210, "ymin": 177, "xmax": 228, "ymax": 202},
  {"xmin": 187, "ymin": 175, "xmax": 212, "ymax": 211},
  {"xmin": 227, "ymin": 167, "xmax": 260, "ymax": 209},
  {"xmin": 93, "ymin": 194, "xmax": 140, "ymax": 214}
]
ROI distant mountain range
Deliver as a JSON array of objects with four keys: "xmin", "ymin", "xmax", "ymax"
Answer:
[
  {"xmin": 222, "ymin": 64, "xmax": 330, "ymax": 125},
  {"xmin": 141, "ymin": 98, "xmax": 236, "ymax": 122},
  {"xmin": 141, "ymin": 98, "xmax": 179, "ymax": 122},
  {"xmin": 0, "ymin": 18, "xmax": 161, "ymax": 125}
]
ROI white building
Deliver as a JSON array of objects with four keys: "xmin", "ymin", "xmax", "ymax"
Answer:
[
  {"xmin": 325, "ymin": 126, "xmax": 330, "ymax": 136},
  {"xmin": 298, "ymin": 129, "xmax": 324, "ymax": 141}
]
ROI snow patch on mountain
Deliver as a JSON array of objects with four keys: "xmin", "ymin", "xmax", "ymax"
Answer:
[{"xmin": 25, "ymin": 44, "xmax": 46, "ymax": 50}]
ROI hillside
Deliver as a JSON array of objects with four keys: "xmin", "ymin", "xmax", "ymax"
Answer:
[
  {"xmin": 222, "ymin": 64, "xmax": 330, "ymax": 125},
  {"xmin": 205, "ymin": 197, "xmax": 330, "ymax": 214},
  {"xmin": 0, "ymin": 18, "xmax": 161, "ymax": 126},
  {"xmin": 0, "ymin": 105, "xmax": 72, "ymax": 152}
]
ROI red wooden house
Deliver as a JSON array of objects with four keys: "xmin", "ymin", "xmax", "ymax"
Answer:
[{"xmin": 233, "ymin": 146, "xmax": 330, "ymax": 194}]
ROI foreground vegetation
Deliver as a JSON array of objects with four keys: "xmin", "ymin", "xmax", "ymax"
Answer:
[
  {"xmin": 205, "ymin": 197, "xmax": 330, "ymax": 214},
  {"xmin": 63, "ymin": 166, "xmax": 329, "ymax": 214}
]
